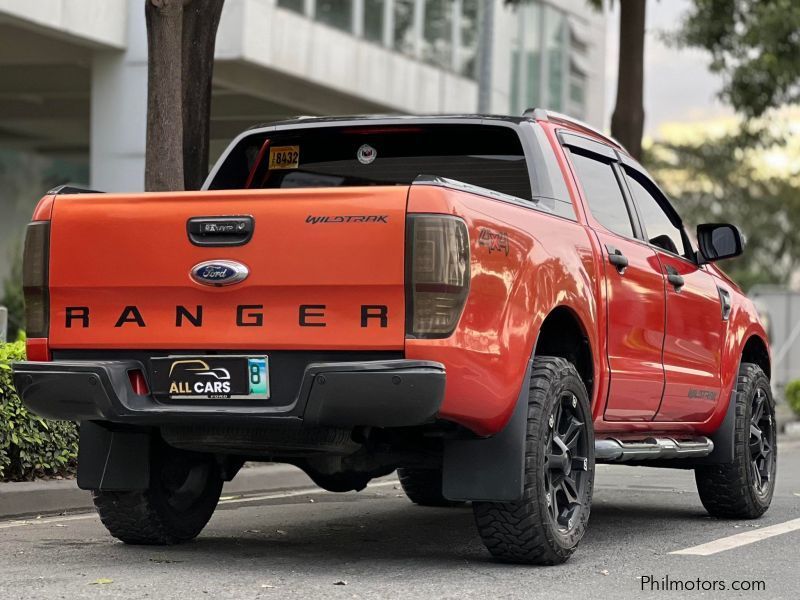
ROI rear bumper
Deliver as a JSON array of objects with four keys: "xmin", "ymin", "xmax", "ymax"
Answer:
[{"xmin": 12, "ymin": 359, "xmax": 446, "ymax": 429}]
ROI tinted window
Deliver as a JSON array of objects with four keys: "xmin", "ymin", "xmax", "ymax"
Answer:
[
  {"xmin": 624, "ymin": 169, "xmax": 687, "ymax": 256},
  {"xmin": 569, "ymin": 152, "xmax": 634, "ymax": 237},
  {"xmin": 209, "ymin": 124, "xmax": 533, "ymax": 199}
]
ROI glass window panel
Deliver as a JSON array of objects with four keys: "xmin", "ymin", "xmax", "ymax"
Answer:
[
  {"xmin": 422, "ymin": 0, "xmax": 452, "ymax": 68},
  {"xmin": 569, "ymin": 75, "xmax": 585, "ymax": 105},
  {"xmin": 317, "ymin": 0, "xmax": 353, "ymax": 32},
  {"xmin": 460, "ymin": 0, "xmax": 479, "ymax": 78},
  {"xmin": 364, "ymin": 0, "xmax": 385, "ymax": 43},
  {"xmin": 277, "ymin": 0, "xmax": 304, "ymax": 14},
  {"xmin": 509, "ymin": 2, "xmax": 542, "ymax": 114},
  {"xmin": 625, "ymin": 170, "xmax": 688, "ymax": 256},
  {"xmin": 544, "ymin": 6, "xmax": 566, "ymax": 111},
  {"xmin": 394, "ymin": 0, "xmax": 416, "ymax": 54},
  {"xmin": 511, "ymin": 47, "xmax": 521, "ymax": 114},
  {"xmin": 570, "ymin": 153, "xmax": 635, "ymax": 238},
  {"xmin": 523, "ymin": 3, "xmax": 542, "ymax": 110},
  {"xmin": 209, "ymin": 124, "xmax": 533, "ymax": 200}
]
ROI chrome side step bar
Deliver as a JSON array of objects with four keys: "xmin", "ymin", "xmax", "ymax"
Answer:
[{"xmin": 595, "ymin": 437, "xmax": 714, "ymax": 462}]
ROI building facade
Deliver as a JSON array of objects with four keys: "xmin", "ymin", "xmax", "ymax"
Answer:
[
  {"xmin": 0, "ymin": 0, "xmax": 605, "ymax": 298},
  {"xmin": 0, "ymin": 0, "xmax": 606, "ymax": 191},
  {"xmin": 0, "ymin": 0, "xmax": 606, "ymax": 286}
]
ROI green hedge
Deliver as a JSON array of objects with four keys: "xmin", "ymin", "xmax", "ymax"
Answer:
[
  {"xmin": 0, "ymin": 340, "xmax": 78, "ymax": 481},
  {"xmin": 786, "ymin": 380, "xmax": 800, "ymax": 418}
]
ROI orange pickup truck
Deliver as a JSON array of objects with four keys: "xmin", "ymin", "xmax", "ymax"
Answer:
[{"xmin": 13, "ymin": 113, "xmax": 774, "ymax": 564}]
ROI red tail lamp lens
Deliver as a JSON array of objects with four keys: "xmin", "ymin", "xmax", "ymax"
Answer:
[{"xmin": 406, "ymin": 215, "xmax": 470, "ymax": 338}]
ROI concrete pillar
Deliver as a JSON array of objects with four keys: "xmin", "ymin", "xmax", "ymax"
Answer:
[{"xmin": 90, "ymin": 0, "xmax": 147, "ymax": 192}]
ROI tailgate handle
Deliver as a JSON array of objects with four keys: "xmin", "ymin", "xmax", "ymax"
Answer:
[{"xmin": 187, "ymin": 216, "xmax": 254, "ymax": 247}]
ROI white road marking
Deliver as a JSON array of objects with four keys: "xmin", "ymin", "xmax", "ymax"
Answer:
[
  {"xmin": 671, "ymin": 518, "xmax": 800, "ymax": 556},
  {"xmin": 0, "ymin": 513, "xmax": 97, "ymax": 530},
  {"xmin": 0, "ymin": 479, "xmax": 400, "ymax": 530}
]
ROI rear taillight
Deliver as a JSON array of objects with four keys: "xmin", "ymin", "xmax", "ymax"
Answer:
[
  {"xmin": 406, "ymin": 215, "xmax": 470, "ymax": 338},
  {"xmin": 22, "ymin": 221, "xmax": 50, "ymax": 339}
]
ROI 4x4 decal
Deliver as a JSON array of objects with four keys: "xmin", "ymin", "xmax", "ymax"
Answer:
[{"xmin": 478, "ymin": 227, "xmax": 509, "ymax": 256}]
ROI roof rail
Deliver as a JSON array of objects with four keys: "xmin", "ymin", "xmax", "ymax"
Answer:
[
  {"xmin": 522, "ymin": 107, "xmax": 624, "ymax": 151},
  {"xmin": 47, "ymin": 184, "xmax": 103, "ymax": 195}
]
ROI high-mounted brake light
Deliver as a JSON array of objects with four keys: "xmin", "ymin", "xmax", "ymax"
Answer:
[
  {"xmin": 406, "ymin": 215, "xmax": 470, "ymax": 338},
  {"xmin": 22, "ymin": 221, "xmax": 50, "ymax": 339}
]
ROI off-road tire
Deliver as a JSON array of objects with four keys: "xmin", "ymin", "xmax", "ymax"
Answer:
[
  {"xmin": 473, "ymin": 356, "xmax": 594, "ymax": 565},
  {"xmin": 92, "ymin": 448, "xmax": 223, "ymax": 545},
  {"xmin": 695, "ymin": 363, "xmax": 776, "ymax": 519},
  {"xmin": 397, "ymin": 467, "xmax": 464, "ymax": 507}
]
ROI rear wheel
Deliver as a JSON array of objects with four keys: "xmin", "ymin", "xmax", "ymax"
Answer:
[
  {"xmin": 93, "ymin": 446, "xmax": 223, "ymax": 545},
  {"xmin": 397, "ymin": 467, "xmax": 464, "ymax": 507},
  {"xmin": 695, "ymin": 363, "xmax": 776, "ymax": 519},
  {"xmin": 473, "ymin": 356, "xmax": 594, "ymax": 565}
]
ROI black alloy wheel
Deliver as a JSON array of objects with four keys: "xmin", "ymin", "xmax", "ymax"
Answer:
[
  {"xmin": 748, "ymin": 386, "xmax": 776, "ymax": 498},
  {"xmin": 544, "ymin": 390, "xmax": 591, "ymax": 533}
]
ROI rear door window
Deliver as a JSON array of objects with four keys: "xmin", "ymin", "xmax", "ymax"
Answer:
[
  {"xmin": 569, "ymin": 152, "xmax": 636, "ymax": 238},
  {"xmin": 208, "ymin": 124, "xmax": 533, "ymax": 199}
]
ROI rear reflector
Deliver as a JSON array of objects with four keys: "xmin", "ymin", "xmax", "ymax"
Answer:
[
  {"xmin": 25, "ymin": 337, "xmax": 51, "ymax": 362},
  {"xmin": 128, "ymin": 369, "xmax": 150, "ymax": 396},
  {"xmin": 22, "ymin": 221, "xmax": 50, "ymax": 339},
  {"xmin": 406, "ymin": 215, "xmax": 470, "ymax": 338}
]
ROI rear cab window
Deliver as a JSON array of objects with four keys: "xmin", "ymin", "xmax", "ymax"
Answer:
[{"xmin": 207, "ymin": 123, "xmax": 534, "ymax": 199}]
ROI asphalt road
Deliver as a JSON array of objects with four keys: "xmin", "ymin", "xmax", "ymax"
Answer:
[{"xmin": 1, "ymin": 441, "xmax": 799, "ymax": 600}]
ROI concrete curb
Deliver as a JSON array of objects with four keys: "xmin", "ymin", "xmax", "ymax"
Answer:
[{"xmin": 0, "ymin": 463, "xmax": 315, "ymax": 520}]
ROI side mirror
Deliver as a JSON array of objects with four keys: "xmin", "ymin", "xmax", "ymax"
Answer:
[{"xmin": 696, "ymin": 223, "xmax": 745, "ymax": 263}]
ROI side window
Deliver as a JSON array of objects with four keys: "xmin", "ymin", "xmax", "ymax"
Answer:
[
  {"xmin": 569, "ymin": 151, "xmax": 635, "ymax": 238},
  {"xmin": 624, "ymin": 169, "xmax": 688, "ymax": 257}
]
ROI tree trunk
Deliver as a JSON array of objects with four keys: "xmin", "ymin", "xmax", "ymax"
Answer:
[
  {"xmin": 145, "ymin": 0, "xmax": 225, "ymax": 192},
  {"xmin": 145, "ymin": 0, "xmax": 185, "ymax": 191},
  {"xmin": 181, "ymin": 0, "xmax": 225, "ymax": 190},
  {"xmin": 610, "ymin": 0, "xmax": 646, "ymax": 160}
]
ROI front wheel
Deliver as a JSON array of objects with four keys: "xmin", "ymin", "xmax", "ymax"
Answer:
[
  {"xmin": 473, "ymin": 356, "xmax": 594, "ymax": 565},
  {"xmin": 695, "ymin": 363, "xmax": 776, "ymax": 519},
  {"xmin": 93, "ymin": 445, "xmax": 223, "ymax": 545}
]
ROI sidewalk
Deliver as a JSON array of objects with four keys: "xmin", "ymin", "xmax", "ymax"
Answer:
[{"xmin": 0, "ymin": 463, "xmax": 315, "ymax": 520}]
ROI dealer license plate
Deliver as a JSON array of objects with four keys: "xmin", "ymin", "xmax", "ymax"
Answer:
[{"xmin": 151, "ymin": 356, "xmax": 270, "ymax": 400}]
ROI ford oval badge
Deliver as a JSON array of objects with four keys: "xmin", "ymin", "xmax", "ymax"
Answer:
[{"xmin": 190, "ymin": 260, "xmax": 249, "ymax": 287}]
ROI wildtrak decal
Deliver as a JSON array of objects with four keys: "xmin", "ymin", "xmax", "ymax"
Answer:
[
  {"xmin": 62, "ymin": 304, "xmax": 389, "ymax": 329},
  {"xmin": 688, "ymin": 389, "xmax": 717, "ymax": 401},
  {"xmin": 306, "ymin": 215, "xmax": 388, "ymax": 224}
]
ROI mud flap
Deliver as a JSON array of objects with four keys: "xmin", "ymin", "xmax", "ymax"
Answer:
[
  {"xmin": 77, "ymin": 421, "xmax": 150, "ymax": 491},
  {"xmin": 691, "ymin": 388, "xmax": 737, "ymax": 466},
  {"xmin": 441, "ymin": 359, "xmax": 532, "ymax": 502}
]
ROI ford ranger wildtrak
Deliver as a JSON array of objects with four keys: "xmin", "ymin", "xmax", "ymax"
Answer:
[{"xmin": 13, "ymin": 111, "xmax": 774, "ymax": 564}]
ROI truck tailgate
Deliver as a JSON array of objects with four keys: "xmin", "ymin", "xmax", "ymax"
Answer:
[{"xmin": 47, "ymin": 187, "xmax": 407, "ymax": 350}]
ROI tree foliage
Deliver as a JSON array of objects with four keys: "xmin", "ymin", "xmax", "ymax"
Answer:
[
  {"xmin": 0, "ymin": 340, "xmax": 78, "ymax": 481},
  {"xmin": 676, "ymin": 0, "xmax": 800, "ymax": 118},
  {"xmin": 0, "ymin": 150, "xmax": 86, "ymax": 338},
  {"xmin": 1, "ymin": 247, "xmax": 24, "ymax": 340},
  {"xmin": 645, "ymin": 129, "xmax": 800, "ymax": 291},
  {"xmin": 786, "ymin": 379, "xmax": 800, "ymax": 416}
]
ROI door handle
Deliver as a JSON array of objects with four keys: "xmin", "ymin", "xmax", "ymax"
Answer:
[
  {"xmin": 665, "ymin": 266, "xmax": 685, "ymax": 291},
  {"xmin": 605, "ymin": 244, "xmax": 629, "ymax": 273}
]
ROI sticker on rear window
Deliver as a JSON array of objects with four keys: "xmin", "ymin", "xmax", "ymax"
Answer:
[
  {"xmin": 268, "ymin": 145, "xmax": 300, "ymax": 169},
  {"xmin": 357, "ymin": 144, "xmax": 377, "ymax": 164}
]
